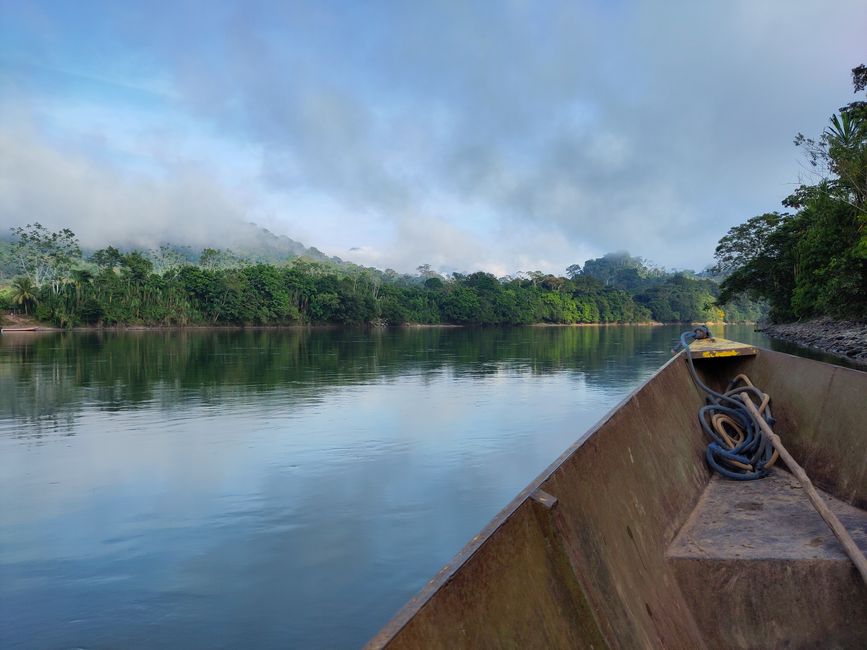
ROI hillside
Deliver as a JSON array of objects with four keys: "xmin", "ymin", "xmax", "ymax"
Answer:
[
  {"xmin": 1, "ymin": 221, "xmax": 764, "ymax": 327},
  {"xmin": 226, "ymin": 223, "xmax": 342, "ymax": 265},
  {"xmin": 0, "ymin": 222, "xmax": 344, "ymax": 281}
]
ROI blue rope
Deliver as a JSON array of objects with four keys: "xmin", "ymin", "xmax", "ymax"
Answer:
[{"xmin": 680, "ymin": 327, "xmax": 775, "ymax": 480}]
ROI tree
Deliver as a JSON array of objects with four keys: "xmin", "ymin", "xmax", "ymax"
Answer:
[
  {"xmin": 199, "ymin": 247, "xmax": 245, "ymax": 270},
  {"xmin": 715, "ymin": 212, "xmax": 802, "ymax": 319},
  {"xmin": 121, "ymin": 252, "xmax": 154, "ymax": 284},
  {"xmin": 441, "ymin": 286, "xmax": 481, "ymax": 323},
  {"xmin": 526, "ymin": 271, "xmax": 545, "ymax": 287},
  {"xmin": 0, "ymin": 240, "xmax": 14, "ymax": 280},
  {"xmin": 10, "ymin": 223, "xmax": 81, "ymax": 291},
  {"xmin": 10, "ymin": 277, "xmax": 38, "ymax": 314},
  {"xmin": 68, "ymin": 269, "xmax": 93, "ymax": 306},
  {"xmin": 717, "ymin": 64, "xmax": 867, "ymax": 321},
  {"xmin": 565, "ymin": 263, "xmax": 582, "ymax": 279},
  {"xmin": 582, "ymin": 252, "xmax": 646, "ymax": 286},
  {"xmin": 90, "ymin": 246, "xmax": 124, "ymax": 271},
  {"xmin": 150, "ymin": 244, "xmax": 190, "ymax": 274},
  {"xmin": 794, "ymin": 64, "xmax": 867, "ymax": 217},
  {"xmin": 416, "ymin": 264, "xmax": 440, "ymax": 280},
  {"xmin": 714, "ymin": 212, "xmax": 787, "ymax": 276},
  {"xmin": 853, "ymin": 64, "xmax": 867, "ymax": 94}
]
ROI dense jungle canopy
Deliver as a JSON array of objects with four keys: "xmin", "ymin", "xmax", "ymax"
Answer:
[{"xmin": 0, "ymin": 233, "xmax": 759, "ymax": 327}]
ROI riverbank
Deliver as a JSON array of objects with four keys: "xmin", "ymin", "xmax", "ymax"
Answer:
[
  {"xmin": 1, "ymin": 320, "xmax": 456, "ymax": 332},
  {"xmin": 762, "ymin": 319, "xmax": 867, "ymax": 366},
  {"xmin": 2, "ymin": 318, "xmax": 755, "ymax": 333},
  {"xmin": 529, "ymin": 321, "xmax": 663, "ymax": 327}
]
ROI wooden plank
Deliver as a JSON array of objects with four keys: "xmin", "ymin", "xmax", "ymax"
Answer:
[
  {"xmin": 688, "ymin": 337, "xmax": 757, "ymax": 360},
  {"xmin": 740, "ymin": 394, "xmax": 867, "ymax": 586}
]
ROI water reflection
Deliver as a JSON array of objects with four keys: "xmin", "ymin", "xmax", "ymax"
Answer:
[
  {"xmin": 0, "ymin": 324, "xmax": 846, "ymax": 648},
  {"xmin": 0, "ymin": 326, "xmax": 680, "ymax": 438}
]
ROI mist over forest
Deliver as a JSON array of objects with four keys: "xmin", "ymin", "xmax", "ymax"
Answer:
[{"xmin": 0, "ymin": 220, "xmax": 763, "ymax": 328}]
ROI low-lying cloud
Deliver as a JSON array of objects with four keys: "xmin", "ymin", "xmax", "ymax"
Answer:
[
  {"xmin": 2, "ymin": 1, "xmax": 866, "ymax": 273},
  {"xmin": 0, "ymin": 123, "xmax": 249, "ymax": 251}
]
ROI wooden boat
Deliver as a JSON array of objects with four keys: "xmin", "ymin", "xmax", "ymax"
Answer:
[
  {"xmin": 0, "ymin": 326, "xmax": 40, "ymax": 333},
  {"xmin": 367, "ymin": 338, "xmax": 867, "ymax": 649}
]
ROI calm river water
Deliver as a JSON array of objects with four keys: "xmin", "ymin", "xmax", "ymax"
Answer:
[{"xmin": 0, "ymin": 324, "xmax": 846, "ymax": 648}]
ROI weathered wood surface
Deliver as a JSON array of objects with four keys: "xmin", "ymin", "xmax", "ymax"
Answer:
[
  {"xmin": 668, "ymin": 470, "xmax": 867, "ymax": 649},
  {"xmin": 687, "ymin": 336, "xmax": 757, "ymax": 360}
]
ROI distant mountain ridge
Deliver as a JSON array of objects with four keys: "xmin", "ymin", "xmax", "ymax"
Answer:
[
  {"xmin": 141, "ymin": 222, "xmax": 344, "ymax": 266},
  {"xmin": 214, "ymin": 223, "xmax": 343, "ymax": 265},
  {"xmin": 0, "ymin": 222, "xmax": 345, "ymax": 273}
]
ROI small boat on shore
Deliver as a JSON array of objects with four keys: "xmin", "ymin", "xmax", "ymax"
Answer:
[
  {"xmin": 368, "ymin": 336, "xmax": 867, "ymax": 649},
  {"xmin": 0, "ymin": 327, "xmax": 40, "ymax": 333}
]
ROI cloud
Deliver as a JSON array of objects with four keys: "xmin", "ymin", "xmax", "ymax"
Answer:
[
  {"xmin": 149, "ymin": 1, "xmax": 866, "ymax": 268},
  {"xmin": 0, "ymin": 123, "xmax": 248, "ymax": 250},
  {"xmin": 2, "ymin": 0, "xmax": 866, "ymax": 272},
  {"xmin": 335, "ymin": 209, "xmax": 595, "ymax": 277}
]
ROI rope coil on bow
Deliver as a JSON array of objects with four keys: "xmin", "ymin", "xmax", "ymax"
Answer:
[{"xmin": 679, "ymin": 327, "xmax": 777, "ymax": 480}]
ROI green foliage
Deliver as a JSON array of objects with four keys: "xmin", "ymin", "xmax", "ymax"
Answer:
[
  {"xmin": 10, "ymin": 277, "xmax": 38, "ymax": 314},
  {"xmin": 18, "ymin": 240, "xmax": 740, "ymax": 327},
  {"xmin": 4, "ymin": 215, "xmax": 767, "ymax": 327},
  {"xmin": 34, "ymin": 301, "xmax": 53, "ymax": 322},
  {"xmin": 3, "ymin": 228, "xmax": 762, "ymax": 326},
  {"xmin": 634, "ymin": 275, "xmax": 721, "ymax": 322},
  {"xmin": 718, "ymin": 64, "xmax": 867, "ymax": 321},
  {"xmin": 0, "ymin": 240, "xmax": 16, "ymax": 280},
  {"xmin": 199, "ymin": 247, "xmax": 246, "ymax": 270},
  {"xmin": 581, "ymin": 252, "xmax": 665, "ymax": 288},
  {"xmin": 9, "ymin": 223, "xmax": 81, "ymax": 291},
  {"xmin": 565, "ymin": 263, "xmax": 582, "ymax": 279},
  {"xmin": 90, "ymin": 246, "xmax": 124, "ymax": 270}
]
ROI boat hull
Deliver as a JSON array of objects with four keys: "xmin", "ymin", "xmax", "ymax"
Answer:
[{"xmin": 367, "ymin": 348, "xmax": 867, "ymax": 649}]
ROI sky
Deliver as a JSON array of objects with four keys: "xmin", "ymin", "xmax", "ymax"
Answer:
[{"xmin": 1, "ymin": 1, "xmax": 865, "ymax": 276}]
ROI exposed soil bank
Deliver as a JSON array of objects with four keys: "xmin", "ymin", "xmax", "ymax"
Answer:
[{"xmin": 762, "ymin": 318, "xmax": 867, "ymax": 366}]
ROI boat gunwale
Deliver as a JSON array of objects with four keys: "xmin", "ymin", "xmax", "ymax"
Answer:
[
  {"xmin": 367, "ymin": 346, "xmax": 867, "ymax": 647},
  {"xmin": 366, "ymin": 349, "xmax": 691, "ymax": 648}
]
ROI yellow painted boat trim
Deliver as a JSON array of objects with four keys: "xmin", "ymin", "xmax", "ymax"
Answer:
[{"xmin": 688, "ymin": 337, "xmax": 757, "ymax": 360}]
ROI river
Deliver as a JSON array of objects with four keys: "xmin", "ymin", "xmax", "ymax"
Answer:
[{"xmin": 0, "ymin": 324, "xmax": 849, "ymax": 648}]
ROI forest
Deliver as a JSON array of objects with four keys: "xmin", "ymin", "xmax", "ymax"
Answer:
[
  {"xmin": 25, "ymin": 62, "xmax": 867, "ymax": 331},
  {"xmin": 3, "ymin": 66, "xmax": 864, "ymax": 329},
  {"xmin": 0, "ymin": 230, "xmax": 760, "ymax": 327},
  {"xmin": 716, "ymin": 64, "xmax": 867, "ymax": 321}
]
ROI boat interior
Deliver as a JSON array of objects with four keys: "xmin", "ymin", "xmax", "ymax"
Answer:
[{"xmin": 368, "ymin": 344, "xmax": 867, "ymax": 649}]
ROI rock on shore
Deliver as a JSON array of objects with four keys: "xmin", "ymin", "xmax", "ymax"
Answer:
[{"xmin": 762, "ymin": 319, "xmax": 867, "ymax": 365}]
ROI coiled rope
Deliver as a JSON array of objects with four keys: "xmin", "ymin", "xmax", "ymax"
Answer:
[
  {"xmin": 679, "ymin": 326, "xmax": 778, "ymax": 480},
  {"xmin": 679, "ymin": 327, "xmax": 867, "ymax": 585}
]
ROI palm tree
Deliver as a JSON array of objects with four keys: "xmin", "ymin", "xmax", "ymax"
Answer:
[
  {"xmin": 824, "ymin": 111, "xmax": 867, "ymax": 210},
  {"xmin": 69, "ymin": 269, "xmax": 93, "ymax": 307},
  {"xmin": 10, "ymin": 277, "xmax": 38, "ymax": 315}
]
